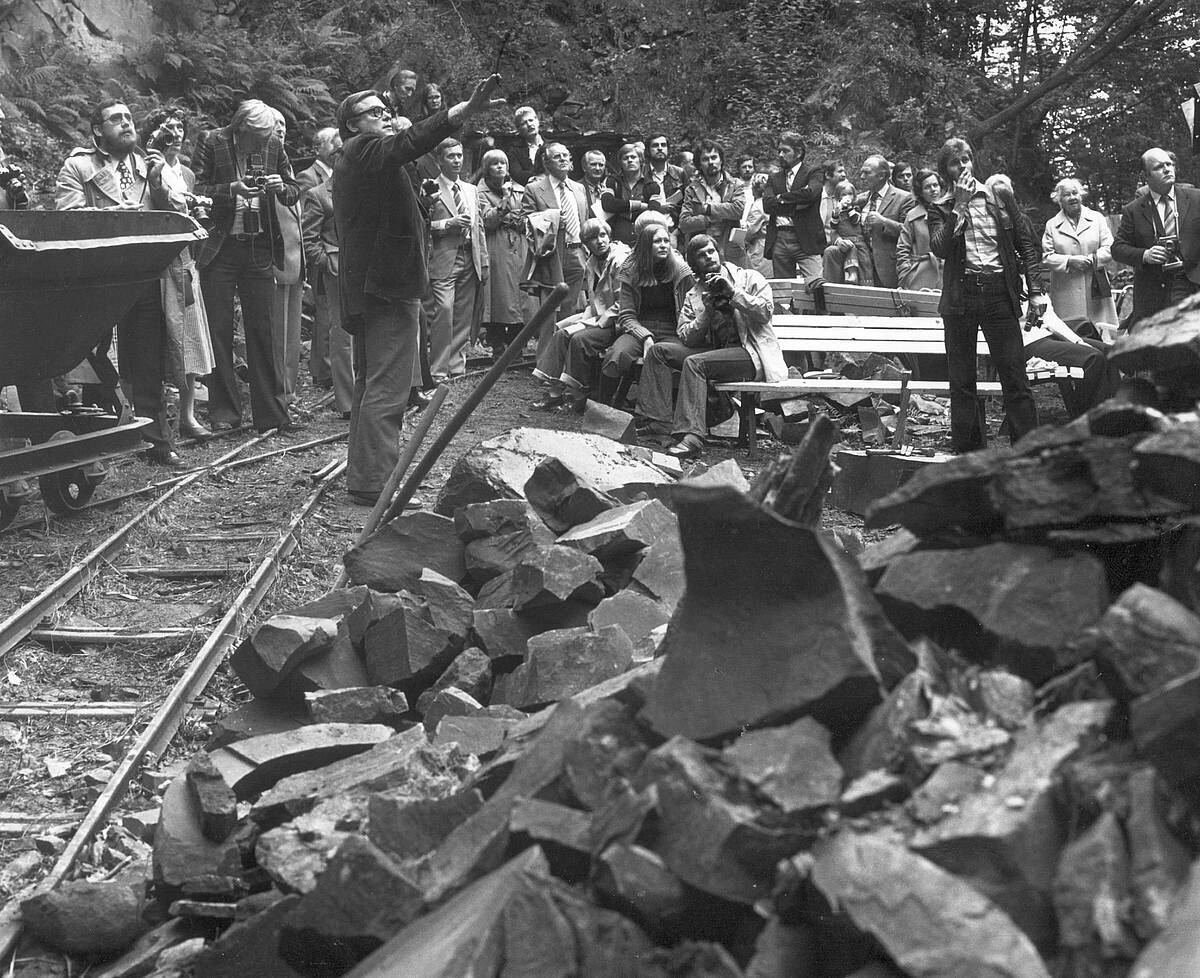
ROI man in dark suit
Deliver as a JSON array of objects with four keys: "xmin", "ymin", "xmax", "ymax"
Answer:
[
  {"xmin": 522, "ymin": 142, "xmax": 590, "ymax": 354},
  {"xmin": 857, "ymin": 154, "xmax": 914, "ymax": 288},
  {"xmin": 762, "ymin": 131, "xmax": 826, "ymax": 279},
  {"xmin": 1112, "ymin": 146, "xmax": 1200, "ymax": 327},
  {"xmin": 333, "ymin": 76, "xmax": 503, "ymax": 506},
  {"xmin": 297, "ymin": 127, "xmax": 342, "ymax": 394},
  {"xmin": 509, "ymin": 105, "xmax": 545, "ymax": 187},
  {"xmin": 301, "ymin": 152, "xmax": 352, "ymax": 418},
  {"xmin": 194, "ymin": 99, "xmax": 299, "ymax": 434}
]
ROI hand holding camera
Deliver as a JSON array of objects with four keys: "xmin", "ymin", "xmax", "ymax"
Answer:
[
  {"xmin": 0, "ymin": 163, "xmax": 31, "ymax": 209},
  {"xmin": 1149, "ymin": 234, "xmax": 1184, "ymax": 271},
  {"xmin": 705, "ymin": 272, "xmax": 734, "ymax": 313}
]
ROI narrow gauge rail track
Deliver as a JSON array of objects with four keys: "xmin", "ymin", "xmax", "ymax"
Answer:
[
  {"xmin": 0, "ymin": 422, "xmax": 349, "ymax": 962},
  {"xmin": 0, "ymin": 349, "xmax": 543, "ymax": 964}
]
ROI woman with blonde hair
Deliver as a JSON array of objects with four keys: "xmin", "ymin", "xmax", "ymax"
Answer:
[{"xmin": 476, "ymin": 148, "xmax": 530, "ymax": 359}]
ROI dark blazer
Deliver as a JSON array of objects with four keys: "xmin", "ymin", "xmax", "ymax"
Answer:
[
  {"xmin": 927, "ymin": 190, "xmax": 1045, "ymax": 319},
  {"xmin": 859, "ymin": 182, "xmax": 915, "ymax": 288},
  {"xmin": 192, "ymin": 128, "xmax": 299, "ymax": 269},
  {"xmin": 1112, "ymin": 186, "xmax": 1200, "ymax": 326},
  {"xmin": 332, "ymin": 109, "xmax": 457, "ymax": 330},
  {"xmin": 762, "ymin": 163, "xmax": 826, "ymax": 259},
  {"xmin": 601, "ymin": 174, "xmax": 664, "ymax": 245}
]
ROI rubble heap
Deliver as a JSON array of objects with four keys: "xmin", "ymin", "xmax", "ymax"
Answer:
[{"xmin": 19, "ymin": 307, "xmax": 1200, "ymax": 977}]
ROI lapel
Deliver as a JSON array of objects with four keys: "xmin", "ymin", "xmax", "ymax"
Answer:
[
  {"xmin": 1177, "ymin": 187, "xmax": 1193, "ymax": 227},
  {"xmin": 438, "ymin": 178, "xmax": 460, "ymax": 217},
  {"xmin": 1140, "ymin": 191, "xmax": 1164, "ymax": 236},
  {"xmin": 1051, "ymin": 212, "xmax": 1081, "ymax": 243}
]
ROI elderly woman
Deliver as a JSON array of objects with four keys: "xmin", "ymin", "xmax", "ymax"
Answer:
[
  {"xmin": 896, "ymin": 167, "xmax": 943, "ymax": 290},
  {"xmin": 476, "ymin": 148, "xmax": 530, "ymax": 359},
  {"xmin": 1042, "ymin": 178, "xmax": 1118, "ymax": 330}
]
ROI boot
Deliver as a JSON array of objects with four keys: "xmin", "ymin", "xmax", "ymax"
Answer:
[{"xmin": 595, "ymin": 371, "xmax": 620, "ymax": 407}]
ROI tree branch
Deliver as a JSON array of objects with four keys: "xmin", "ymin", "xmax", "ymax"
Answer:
[{"xmin": 969, "ymin": 0, "xmax": 1176, "ymax": 140}]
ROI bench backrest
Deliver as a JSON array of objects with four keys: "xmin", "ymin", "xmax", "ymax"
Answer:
[
  {"xmin": 771, "ymin": 313, "xmax": 1002, "ymax": 355},
  {"xmin": 820, "ymin": 282, "xmax": 941, "ymax": 318}
]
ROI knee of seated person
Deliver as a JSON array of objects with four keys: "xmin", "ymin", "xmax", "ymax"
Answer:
[{"xmin": 647, "ymin": 341, "xmax": 673, "ymax": 364}]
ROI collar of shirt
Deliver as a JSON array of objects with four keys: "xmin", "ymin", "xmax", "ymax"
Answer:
[
  {"xmin": 313, "ymin": 159, "xmax": 332, "ymax": 182},
  {"xmin": 787, "ymin": 162, "xmax": 802, "ymax": 186},
  {"xmin": 1155, "ymin": 189, "xmax": 1177, "ymax": 209}
]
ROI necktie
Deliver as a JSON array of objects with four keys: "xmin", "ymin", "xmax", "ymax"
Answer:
[
  {"xmin": 867, "ymin": 192, "xmax": 880, "ymax": 213},
  {"xmin": 1162, "ymin": 195, "xmax": 1177, "ymax": 237},
  {"xmin": 451, "ymin": 182, "xmax": 467, "ymax": 239},
  {"xmin": 558, "ymin": 181, "xmax": 580, "ymax": 243},
  {"xmin": 116, "ymin": 159, "xmax": 133, "ymax": 193}
]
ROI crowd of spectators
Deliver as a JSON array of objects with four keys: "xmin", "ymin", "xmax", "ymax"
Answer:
[{"xmin": 1, "ymin": 66, "xmax": 1198, "ymax": 477}]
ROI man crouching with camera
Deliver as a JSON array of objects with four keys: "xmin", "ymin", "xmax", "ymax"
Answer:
[
  {"xmin": 637, "ymin": 233, "xmax": 787, "ymax": 459},
  {"xmin": 55, "ymin": 98, "xmax": 191, "ymax": 466}
]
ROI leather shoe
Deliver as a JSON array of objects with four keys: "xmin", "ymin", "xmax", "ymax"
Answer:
[
  {"xmin": 210, "ymin": 420, "xmax": 239, "ymax": 433},
  {"xmin": 408, "ymin": 389, "xmax": 435, "ymax": 409},
  {"xmin": 278, "ymin": 419, "xmax": 309, "ymax": 433},
  {"xmin": 532, "ymin": 393, "xmax": 565, "ymax": 411},
  {"xmin": 667, "ymin": 434, "xmax": 705, "ymax": 459},
  {"xmin": 179, "ymin": 422, "xmax": 213, "ymax": 440},
  {"xmin": 570, "ymin": 392, "xmax": 589, "ymax": 414},
  {"xmin": 146, "ymin": 448, "xmax": 188, "ymax": 469}
]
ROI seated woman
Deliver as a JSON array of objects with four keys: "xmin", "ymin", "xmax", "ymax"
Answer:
[
  {"xmin": 532, "ymin": 218, "xmax": 632, "ymax": 410},
  {"xmin": 896, "ymin": 167, "xmax": 943, "ymax": 290}
]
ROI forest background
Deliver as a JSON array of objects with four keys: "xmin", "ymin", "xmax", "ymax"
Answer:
[{"xmin": 0, "ymin": 0, "xmax": 1197, "ymax": 223}]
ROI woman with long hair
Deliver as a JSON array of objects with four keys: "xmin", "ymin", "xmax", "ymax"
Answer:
[
  {"xmin": 140, "ymin": 105, "xmax": 215, "ymax": 439},
  {"xmin": 896, "ymin": 167, "xmax": 943, "ymax": 291},
  {"xmin": 613, "ymin": 222, "xmax": 693, "ymax": 391}
]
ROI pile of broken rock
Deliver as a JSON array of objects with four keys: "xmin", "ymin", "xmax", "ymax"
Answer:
[{"xmin": 21, "ymin": 380, "xmax": 1200, "ymax": 976}]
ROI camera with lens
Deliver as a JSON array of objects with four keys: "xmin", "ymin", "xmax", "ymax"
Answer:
[
  {"xmin": 706, "ymin": 274, "xmax": 734, "ymax": 314},
  {"xmin": 0, "ymin": 163, "xmax": 30, "ymax": 209},
  {"xmin": 420, "ymin": 178, "xmax": 439, "ymax": 198},
  {"xmin": 1158, "ymin": 234, "xmax": 1184, "ymax": 272},
  {"xmin": 247, "ymin": 152, "xmax": 269, "ymax": 193},
  {"xmin": 146, "ymin": 127, "xmax": 175, "ymax": 153}
]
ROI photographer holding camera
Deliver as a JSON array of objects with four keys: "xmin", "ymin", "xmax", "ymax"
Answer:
[
  {"xmin": 193, "ymin": 99, "xmax": 300, "ymax": 436},
  {"xmin": 1113, "ymin": 146, "xmax": 1200, "ymax": 327},
  {"xmin": 55, "ymin": 99, "xmax": 191, "ymax": 465},
  {"xmin": 0, "ymin": 134, "xmax": 30, "ymax": 210},
  {"xmin": 636, "ymin": 233, "xmax": 786, "ymax": 459}
]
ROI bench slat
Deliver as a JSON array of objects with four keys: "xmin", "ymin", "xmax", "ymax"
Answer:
[{"xmin": 775, "ymin": 314, "xmax": 944, "ymax": 329}]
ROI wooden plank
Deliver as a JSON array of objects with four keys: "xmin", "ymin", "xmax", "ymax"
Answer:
[
  {"xmin": 30, "ymin": 628, "xmax": 198, "ymax": 643},
  {"xmin": 821, "ymin": 283, "xmax": 942, "ymax": 317},
  {"xmin": 0, "ymin": 701, "xmax": 151, "ymax": 718},
  {"xmin": 775, "ymin": 314, "xmax": 944, "ymax": 329}
]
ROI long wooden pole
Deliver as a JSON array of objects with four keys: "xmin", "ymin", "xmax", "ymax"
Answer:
[{"xmin": 375, "ymin": 283, "xmax": 568, "ymax": 527}]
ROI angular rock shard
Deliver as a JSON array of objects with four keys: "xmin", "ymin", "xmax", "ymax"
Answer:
[
  {"xmin": 1128, "ymin": 854, "xmax": 1200, "ymax": 978},
  {"xmin": 876, "ymin": 542, "xmax": 1110, "ymax": 683},
  {"xmin": 642, "ymin": 483, "xmax": 907, "ymax": 741},
  {"xmin": 805, "ymin": 832, "xmax": 1051, "ymax": 978},
  {"xmin": 361, "ymin": 592, "xmax": 458, "ymax": 688},
  {"xmin": 523, "ymin": 456, "xmax": 621, "ymax": 532},
  {"xmin": 864, "ymin": 447, "xmax": 1011, "ymax": 535},
  {"xmin": 368, "ymin": 787, "xmax": 484, "ymax": 862},
  {"xmin": 556, "ymin": 499, "xmax": 678, "ymax": 560},
  {"xmin": 1052, "ymin": 810, "xmax": 1137, "ymax": 957},
  {"xmin": 434, "ymin": 427, "xmax": 671, "ymax": 517},
  {"xmin": 185, "ymin": 752, "xmax": 238, "ymax": 843},
  {"xmin": 722, "ymin": 717, "xmax": 843, "ymax": 813},
  {"xmin": 498, "ymin": 625, "xmax": 634, "ymax": 710},
  {"xmin": 343, "ymin": 512, "xmax": 465, "ymax": 592},
  {"xmin": 305, "ymin": 686, "xmax": 409, "ymax": 725},
  {"xmin": 230, "ymin": 615, "xmax": 339, "ymax": 699},
  {"xmin": 588, "ymin": 590, "xmax": 670, "ymax": 661},
  {"xmin": 510, "ymin": 544, "xmax": 605, "ymax": 610}
]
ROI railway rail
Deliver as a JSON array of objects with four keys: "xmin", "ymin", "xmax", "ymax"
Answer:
[{"xmin": 0, "ymin": 345, "xmax": 545, "ymax": 965}]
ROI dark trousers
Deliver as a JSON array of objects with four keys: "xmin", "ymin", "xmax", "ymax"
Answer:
[
  {"xmin": 673, "ymin": 346, "xmax": 755, "ymax": 437},
  {"xmin": 536, "ymin": 243, "xmax": 587, "ymax": 356},
  {"xmin": 348, "ymin": 296, "xmax": 420, "ymax": 496},
  {"xmin": 200, "ymin": 236, "xmax": 288, "ymax": 432},
  {"xmin": 117, "ymin": 282, "xmax": 174, "ymax": 453},
  {"xmin": 564, "ymin": 326, "xmax": 617, "ymax": 388},
  {"xmin": 770, "ymin": 226, "xmax": 822, "ymax": 280},
  {"xmin": 1025, "ymin": 336, "xmax": 1120, "ymax": 418},
  {"xmin": 944, "ymin": 283, "xmax": 1037, "ymax": 452}
]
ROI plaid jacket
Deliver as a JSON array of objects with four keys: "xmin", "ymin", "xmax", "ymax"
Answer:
[{"xmin": 192, "ymin": 128, "xmax": 299, "ymax": 268}]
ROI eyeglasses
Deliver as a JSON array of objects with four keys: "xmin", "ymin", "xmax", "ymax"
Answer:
[{"xmin": 353, "ymin": 105, "xmax": 387, "ymax": 120}]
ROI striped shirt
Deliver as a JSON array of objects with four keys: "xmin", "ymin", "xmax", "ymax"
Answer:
[{"xmin": 956, "ymin": 183, "xmax": 1002, "ymax": 272}]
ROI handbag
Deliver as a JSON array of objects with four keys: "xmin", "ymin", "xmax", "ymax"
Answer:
[{"xmin": 1090, "ymin": 265, "xmax": 1112, "ymax": 299}]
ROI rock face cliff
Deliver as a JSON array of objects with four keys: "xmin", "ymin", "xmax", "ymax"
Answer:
[{"xmin": 0, "ymin": 0, "xmax": 168, "ymax": 67}]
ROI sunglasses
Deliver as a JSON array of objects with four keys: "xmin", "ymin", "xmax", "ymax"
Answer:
[{"xmin": 354, "ymin": 105, "xmax": 387, "ymax": 120}]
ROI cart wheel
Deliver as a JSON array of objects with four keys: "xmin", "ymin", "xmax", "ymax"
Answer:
[
  {"xmin": 39, "ymin": 467, "xmax": 96, "ymax": 512},
  {"xmin": 36, "ymin": 430, "xmax": 101, "ymax": 514}
]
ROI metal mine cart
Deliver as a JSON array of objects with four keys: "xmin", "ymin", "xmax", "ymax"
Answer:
[{"xmin": 0, "ymin": 210, "xmax": 207, "ymax": 530}]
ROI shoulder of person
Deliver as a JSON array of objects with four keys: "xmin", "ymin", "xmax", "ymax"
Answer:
[{"xmin": 61, "ymin": 147, "xmax": 103, "ymax": 178}]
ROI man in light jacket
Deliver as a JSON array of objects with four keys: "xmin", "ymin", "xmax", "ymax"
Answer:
[{"xmin": 638, "ymin": 233, "xmax": 786, "ymax": 458}]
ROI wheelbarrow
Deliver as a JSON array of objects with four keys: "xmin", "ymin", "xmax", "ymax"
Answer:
[{"xmin": 0, "ymin": 209, "xmax": 207, "ymax": 529}]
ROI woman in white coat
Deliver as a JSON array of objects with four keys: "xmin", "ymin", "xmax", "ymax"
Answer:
[{"xmin": 1042, "ymin": 178, "xmax": 1118, "ymax": 331}]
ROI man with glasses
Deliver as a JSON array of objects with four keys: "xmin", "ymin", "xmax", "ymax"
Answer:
[
  {"xmin": 56, "ymin": 98, "xmax": 191, "ymax": 466},
  {"xmin": 522, "ymin": 141, "xmax": 590, "ymax": 353},
  {"xmin": 333, "ymin": 76, "xmax": 504, "ymax": 507}
]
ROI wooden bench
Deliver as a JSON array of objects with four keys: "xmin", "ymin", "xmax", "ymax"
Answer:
[{"xmin": 715, "ymin": 280, "xmax": 1083, "ymax": 458}]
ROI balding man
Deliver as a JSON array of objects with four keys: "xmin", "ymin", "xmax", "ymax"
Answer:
[
  {"xmin": 1112, "ymin": 146, "xmax": 1200, "ymax": 326},
  {"xmin": 857, "ymin": 154, "xmax": 914, "ymax": 288},
  {"xmin": 522, "ymin": 141, "xmax": 589, "ymax": 352}
]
